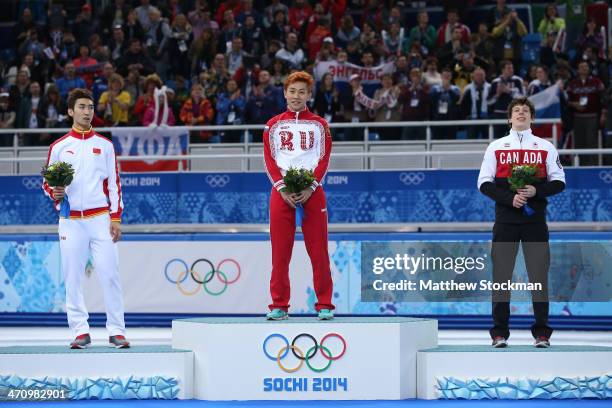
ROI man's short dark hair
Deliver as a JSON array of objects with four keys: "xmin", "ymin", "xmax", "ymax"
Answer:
[
  {"xmin": 67, "ymin": 88, "xmax": 94, "ymax": 111},
  {"xmin": 507, "ymin": 97, "xmax": 535, "ymax": 119}
]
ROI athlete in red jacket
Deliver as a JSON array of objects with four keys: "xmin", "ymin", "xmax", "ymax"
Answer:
[{"xmin": 263, "ymin": 71, "xmax": 335, "ymax": 320}]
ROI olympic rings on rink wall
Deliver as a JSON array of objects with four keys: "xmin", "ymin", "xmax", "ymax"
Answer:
[{"xmin": 164, "ymin": 258, "xmax": 241, "ymax": 296}]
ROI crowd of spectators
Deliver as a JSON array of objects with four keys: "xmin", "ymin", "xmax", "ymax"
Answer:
[{"xmin": 0, "ymin": 0, "xmax": 610, "ymax": 162}]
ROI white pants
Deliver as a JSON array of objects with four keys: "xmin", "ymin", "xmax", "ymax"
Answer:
[{"xmin": 59, "ymin": 214, "xmax": 126, "ymax": 337}]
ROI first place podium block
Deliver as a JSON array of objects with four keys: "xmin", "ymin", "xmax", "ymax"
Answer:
[{"xmin": 172, "ymin": 316, "xmax": 437, "ymax": 400}]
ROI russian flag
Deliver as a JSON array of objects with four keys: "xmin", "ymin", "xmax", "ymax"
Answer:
[
  {"xmin": 528, "ymin": 83, "xmax": 561, "ymax": 119},
  {"xmin": 528, "ymin": 83, "xmax": 561, "ymax": 141}
]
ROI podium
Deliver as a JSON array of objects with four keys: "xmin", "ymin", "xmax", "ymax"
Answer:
[
  {"xmin": 0, "ymin": 346, "xmax": 193, "ymax": 399},
  {"xmin": 417, "ymin": 345, "xmax": 612, "ymax": 399},
  {"xmin": 172, "ymin": 316, "xmax": 437, "ymax": 400}
]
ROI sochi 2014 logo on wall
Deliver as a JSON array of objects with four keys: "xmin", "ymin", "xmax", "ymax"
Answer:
[
  {"xmin": 262, "ymin": 332, "xmax": 348, "ymax": 392},
  {"xmin": 164, "ymin": 258, "xmax": 240, "ymax": 296}
]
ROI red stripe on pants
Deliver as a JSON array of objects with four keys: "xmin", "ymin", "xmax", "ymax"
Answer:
[{"xmin": 268, "ymin": 187, "xmax": 335, "ymax": 312}]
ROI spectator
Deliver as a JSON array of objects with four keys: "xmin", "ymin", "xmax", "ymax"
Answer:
[
  {"xmin": 267, "ymin": 9, "xmax": 290, "ymax": 44},
  {"xmin": 215, "ymin": 0, "xmax": 241, "ymax": 25},
  {"xmin": 241, "ymin": 15, "xmax": 265, "ymax": 56},
  {"xmin": 398, "ymin": 68, "xmax": 430, "ymax": 139},
  {"xmin": 316, "ymin": 37, "xmax": 336, "ymax": 63},
  {"xmin": 100, "ymin": 0, "xmax": 130, "ymax": 39},
  {"xmin": 124, "ymin": 69, "xmax": 143, "ymax": 115},
  {"xmin": 487, "ymin": 0, "xmax": 510, "ymax": 29},
  {"xmin": 321, "ymin": 0, "xmax": 346, "ymax": 29},
  {"xmin": 98, "ymin": 73, "xmax": 131, "ymax": 126},
  {"xmin": 168, "ymin": 13, "xmax": 193, "ymax": 79},
  {"xmin": 55, "ymin": 63, "xmax": 86, "ymax": 100},
  {"xmin": 0, "ymin": 91, "xmax": 16, "ymax": 145},
  {"xmin": 488, "ymin": 60, "xmax": 525, "ymax": 138},
  {"xmin": 216, "ymin": 79, "xmax": 246, "ymax": 142},
  {"xmin": 359, "ymin": 22, "xmax": 376, "ymax": 52},
  {"xmin": 393, "ymin": 55, "xmax": 412, "ymax": 87},
  {"xmin": 92, "ymin": 63, "xmax": 115, "ymax": 107},
  {"xmin": 118, "ymin": 38, "xmax": 155, "ymax": 77},
  {"xmin": 338, "ymin": 74, "xmax": 370, "ymax": 141},
  {"xmin": 264, "ymin": 0, "xmax": 289, "ymax": 29},
  {"xmin": 382, "ymin": 22, "xmax": 404, "ymax": 57},
  {"xmin": 218, "ymin": 9, "xmax": 242, "ymax": 54},
  {"xmin": 133, "ymin": 73, "xmax": 162, "ymax": 124},
  {"xmin": 313, "ymin": 72, "xmax": 342, "ymax": 124},
  {"xmin": 460, "ymin": 67, "xmax": 491, "ymax": 138},
  {"xmin": 566, "ymin": 61, "xmax": 606, "ymax": 166},
  {"xmin": 471, "ymin": 23, "xmax": 495, "ymax": 76},
  {"xmin": 189, "ymin": 28, "xmax": 217, "ymax": 75},
  {"xmin": 142, "ymin": 87, "xmax": 176, "ymax": 126},
  {"xmin": 17, "ymin": 27, "xmax": 44, "ymax": 63},
  {"xmin": 405, "ymin": 10, "xmax": 436, "ymax": 55},
  {"xmin": 260, "ymin": 40, "xmax": 282, "ymax": 71},
  {"xmin": 430, "ymin": 68, "xmax": 461, "ymax": 139},
  {"xmin": 576, "ymin": 46, "xmax": 608, "ymax": 85},
  {"xmin": 422, "ymin": 57, "xmax": 442, "ymax": 87},
  {"xmin": 346, "ymin": 40, "xmax": 362, "ymax": 65},
  {"xmin": 437, "ymin": 26, "xmax": 470, "ymax": 69},
  {"xmin": 17, "ymin": 81, "xmax": 43, "ymax": 144},
  {"xmin": 453, "ymin": 52, "xmax": 477, "ymax": 92},
  {"xmin": 13, "ymin": 8, "xmax": 38, "ymax": 50},
  {"xmin": 270, "ymin": 59, "xmax": 288, "ymax": 87},
  {"xmin": 236, "ymin": 0, "xmax": 262, "ymax": 27},
  {"xmin": 245, "ymin": 70, "xmax": 284, "ymax": 127},
  {"xmin": 537, "ymin": 3, "xmax": 566, "ymax": 41},
  {"xmin": 189, "ymin": 3, "xmax": 219, "ymax": 39},
  {"xmin": 72, "ymin": 45, "xmax": 99, "ymax": 88},
  {"xmin": 288, "ymin": 0, "xmax": 313, "ymax": 33},
  {"xmin": 205, "ymin": 54, "xmax": 231, "ymax": 102},
  {"xmin": 576, "ymin": 18, "xmax": 604, "ymax": 58},
  {"xmin": 135, "ymin": 0, "xmax": 154, "ymax": 31},
  {"xmin": 9, "ymin": 69, "xmax": 31, "ymax": 111},
  {"xmin": 56, "ymin": 29, "xmax": 78, "ymax": 66},
  {"xmin": 372, "ymin": 73, "xmax": 401, "ymax": 140},
  {"xmin": 336, "ymin": 15, "xmax": 360, "ymax": 50},
  {"xmin": 527, "ymin": 65, "xmax": 553, "ymax": 96},
  {"xmin": 361, "ymin": 0, "xmax": 384, "ymax": 31},
  {"xmin": 124, "ymin": 8, "xmax": 146, "ymax": 43},
  {"xmin": 436, "ymin": 9, "xmax": 470, "ymax": 47},
  {"xmin": 180, "ymin": 83, "xmax": 214, "ymax": 142},
  {"xmin": 20, "ymin": 52, "xmax": 44, "ymax": 86},
  {"xmin": 90, "ymin": 34, "xmax": 110, "ymax": 64},
  {"xmin": 309, "ymin": 6, "xmax": 332, "ymax": 42},
  {"xmin": 275, "ymin": 32, "xmax": 305, "ymax": 70},
  {"xmin": 307, "ymin": 17, "xmax": 333, "ymax": 61},
  {"xmin": 109, "ymin": 25, "xmax": 128, "ymax": 63},
  {"xmin": 491, "ymin": 8, "xmax": 527, "ymax": 69},
  {"xmin": 227, "ymin": 37, "xmax": 249, "ymax": 76},
  {"xmin": 72, "ymin": 4, "xmax": 99, "ymax": 46},
  {"xmin": 39, "ymin": 84, "xmax": 67, "ymax": 130},
  {"xmin": 145, "ymin": 7, "xmax": 171, "ymax": 79}
]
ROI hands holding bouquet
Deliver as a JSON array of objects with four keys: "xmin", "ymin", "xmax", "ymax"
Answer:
[
  {"xmin": 508, "ymin": 164, "xmax": 538, "ymax": 215},
  {"xmin": 42, "ymin": 161, "xmax": 75, "ymax": 201},
  {"xmin": 281, "ymin": 168, "xmax": 315, "ymax": 225}
]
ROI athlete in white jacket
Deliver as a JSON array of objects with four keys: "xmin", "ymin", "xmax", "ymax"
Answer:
[{"xmin": 42, "ymin": 88, "xmax": 129, "ymax": 349}]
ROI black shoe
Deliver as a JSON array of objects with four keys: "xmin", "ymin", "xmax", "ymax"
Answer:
[
  {"xmin": 70, "ymin": 333, "xmax": 91, "ymax": 349},
  {"xmin": 492, "ymin": 336, "xmax": 508, "ymax": 348},
  {"xmin": 534, "ymin": 336, "xmax": 550, "ymax": 348}
]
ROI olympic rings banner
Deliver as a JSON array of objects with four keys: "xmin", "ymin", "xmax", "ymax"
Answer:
[{"xmin": 1, "ymin": 168, "xmax": 611, "ymax": 225}]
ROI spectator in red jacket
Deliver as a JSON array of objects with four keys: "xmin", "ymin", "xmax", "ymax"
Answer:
[
  {"xmin": 436, "ymin": 9, "xmax": 471, "ymax": 47},
  {"xmin": 288, "ymin": 0, "xmax": 312, "ymax": 32}
]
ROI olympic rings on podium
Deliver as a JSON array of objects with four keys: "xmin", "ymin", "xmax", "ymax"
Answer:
[{"xmin": 262, "ymin": 332, "xmax": 347, "ymax": 373}]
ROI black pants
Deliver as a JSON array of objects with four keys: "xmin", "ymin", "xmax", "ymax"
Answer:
[{"xmin": 490, "ymin": 222, "xmax": 552, "ymax": 340}]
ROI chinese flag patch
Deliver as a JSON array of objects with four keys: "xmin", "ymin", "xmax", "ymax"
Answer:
[{"xmin": 93, "ymin": 148, "xmax": 101, "ymax": 155}]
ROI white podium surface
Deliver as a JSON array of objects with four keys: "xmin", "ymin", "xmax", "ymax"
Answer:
[{"xmin": 172, "ymin": 316, "xmax": 437, "ymax": 400}]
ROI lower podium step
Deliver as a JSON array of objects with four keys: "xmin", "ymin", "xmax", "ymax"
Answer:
[
  {"xmin": 172, "ymin": 316, "xmax": 437, "ymax": 400},
  {"xmin": 417, "ymin": 345, "xmax": 612, "ymax": 400},
  {"xmin": 0, "ymin": 345, "xmax": 193, "ymax": 400}
]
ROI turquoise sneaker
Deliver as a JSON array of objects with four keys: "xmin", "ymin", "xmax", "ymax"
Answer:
[
  {"xmin": 266, "ymin": 308, "xmax": 288, "ymax": 320},
  {"xmin": 318, "ymin": 309, "xmax": 334, "ymax": 320}
]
